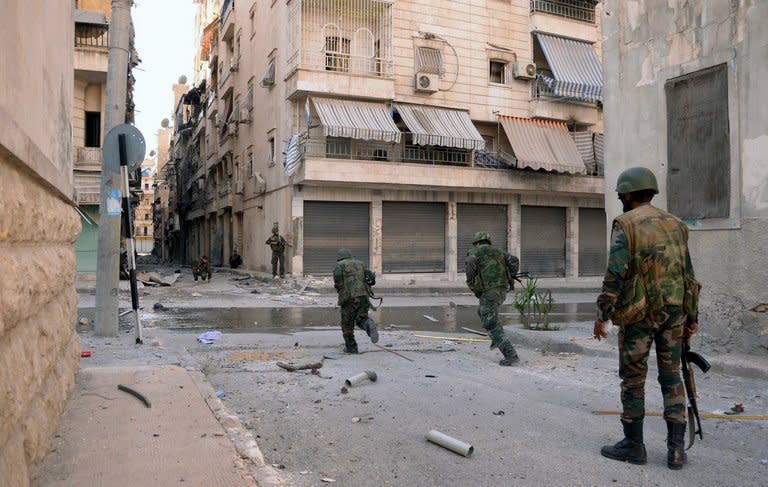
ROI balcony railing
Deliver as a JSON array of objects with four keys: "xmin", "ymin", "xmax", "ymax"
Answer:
[
  {"xmin": 288, "ymin": 50, "xmax": 394, "ymax": 78},
  {"xmin": 75, "ymin": 24, "xmax": 109, "ymax": 48},
  {"xmin": 74, "ymin": 147, "xmax": 103, "ymax": 170},
  {"xmin": 530, "ymin": 0, "xmax": 596, "ymax": 23}
]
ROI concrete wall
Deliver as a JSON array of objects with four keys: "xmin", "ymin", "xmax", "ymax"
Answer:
[
  {"xmin": 602, "ymin": 0, "xmax": 768, "ymax": 354},
  {"xmin": 0, "ymin": 2, "xmax": 81, "ymax": 485}
]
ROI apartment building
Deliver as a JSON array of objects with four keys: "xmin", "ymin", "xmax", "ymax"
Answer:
[
  {"xmin": 72, "ymin": 0, "xmax": 139, "ymax": 273},
  {"xmin": 134, "ymin": 159, "xmax": 156, "ymax": 253},
  {"xmin": 171, "ymin": 0, "xmax": 606, "ymax": 279}
]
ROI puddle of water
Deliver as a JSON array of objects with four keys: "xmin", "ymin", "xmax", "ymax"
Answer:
[{"xmin": 79, "ymin": 303, "xmax": 595, "ymax": 333}]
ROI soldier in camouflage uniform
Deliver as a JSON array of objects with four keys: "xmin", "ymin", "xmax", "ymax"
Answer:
[
  {"xmin": 265, "ymin": 226, "xmax": 287, "ymax": 278},
  {"xmin": 465, "ymin": 232, "xmax": 521, "ymax": 366},
  {"xmin": 594, "ymin": 167, "xmax": 699, "ymax": 470},
  {"xmin": 192, "ymin": 256, "xmax": 211, "ymax": 282},
  {"xmin": 333, "ymin": 248, "xmax": 378, "ymax": 354}
]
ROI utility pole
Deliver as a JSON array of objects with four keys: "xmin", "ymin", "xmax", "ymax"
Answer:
[{"xmin": 95, "ymin": 0, "xmax": 133, "ymax": 336}]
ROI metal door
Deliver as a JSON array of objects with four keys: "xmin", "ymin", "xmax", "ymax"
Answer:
[
  {"xmin": 457, "ymin": 204, "xmax": 508, "ymax": 271},
  {"xmin": 521, "ymin": 206, "xmax": 565, "ymax": 277},
  {"xmin": 304, "ymin": 201, "xmax": 370, "ymax": 275},
  {"xmin": 578, "ymin": 208, "xmax": 607, "ymax": 276},
  {"xmin": 383, "ymin": 202, "xmax": 445, "ymax": 273}
]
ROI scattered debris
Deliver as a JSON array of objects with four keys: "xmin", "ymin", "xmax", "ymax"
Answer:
[
  {"xmin": 197, "ymin": 330, "xmax": 222, "ymax": 344},
  {"xmin": 81, "ymin": 351, "xmax": 92, "ymax": 358},
  {"xmin": 372, "ymin": 343, "xmax": 414, "ymax": 362},
  {"xmin": 415, "ymin": 334, "xmax": 490, "ymax": 343},
  {"xmin": 493, "ymin": 410, "xmax": 505, "ymax": 416},
  {"xmin": 321, "ymin": 478, "xmax": 337, "ymax": 483},
  {"xmin": 191, "ymin": 292, "xmax": 203, "ymax": 297},
  {"xmin": 750, "ymin": 303, "xmax": 768, "ymax": 313},
  {"xmin": 725, "ymin": 403, "xmax": 745, "ymax": 415},
  {"xmin": 345, "ymin": 371, "xmax": 377, "ymax": 387},
  {"xmin": 423, "ymin": 314, "xmax": 439, "ymax": 322},
  {"xmin": 271, "ymin": 463, "xmax": 286, "ymax": 469},
  {"xmin": 340, "ymin": 386, "xmax": 348, "ymax": 394},
  {"xmin": 449, "ymin": 301, "xmax": 457, "ymax": 308},
  {"xmin": 323, "ymin": 353, "xmax": 344, "ymax": 360},
  {"xmin": 461, "ymin": 327, "xmax": 486, "ymax": 336},
  {"xmin": 277, "ymin": 361, "xmax": 323, "ymax": 372},
  {"xmin": 250, "ymin": 289, "xmax": 261, "ymax": 294},
  {"xmin": 117, "ymin": 384, "xmax": 152, "ymax": 408},
  {"xmin": 352, "ymin": 416, "xmax": 374, "ymax": 423},
  {"xmin": 228, "ymin": 351, "xmax": 300, "ymax": 362},
  {"xmin": 153, "ymin": 302, "xmax": 167, "ymax": 311},
  {"xmin": 426, "ymin": 430, "xmax": 474, "ymax": 457},
  {"xmin": 425, "ymin": 375, "xmax": 437, "ymax": 378},
  {"xmin": 215, "ymin": 391, "xmax": 226, "ymax": 398}
]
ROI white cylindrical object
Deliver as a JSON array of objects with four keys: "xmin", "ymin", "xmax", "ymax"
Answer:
[
  {"xmin": 426, "ymin": 430, "xmax": 474, "ymax": 457},
  {"xmin": 344, "ymin": 370, "xmax": 377, "ymax": 387}
]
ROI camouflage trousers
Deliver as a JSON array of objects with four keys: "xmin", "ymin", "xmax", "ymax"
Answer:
[
  {"xmin": 618, "ymin": 306, "xmax": 686, "ymax": 424},
  {"xmin": 271, "ymin": 251, "xmax": 285, "ymax": 277},
  {"xmin": 193, "ymin": 265, "xmax": 211, "ymax": 281},
  {"xmin": 340, "ymin": 296, "xmax": 371, "ymax": 347},
  {"xmin": 478, "ymin": 288, "xmax": 518, "ymax": 360}
]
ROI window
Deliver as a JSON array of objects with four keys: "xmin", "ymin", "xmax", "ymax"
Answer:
[
  {"xmin": 666, "ymin": 64, "xmax": 730, "ymax": 219},
  {"xmin": 489, "ymin": 60, "xmax": 508, "ymax": 84},
  {"xmin": 85, "ymin": 111, "xmax": 101, "ymax": 147},
  {"xmin": 143, "ymin": 227, "xmax": 148, "ymax": 236},
  {"xmin": 247, "ymin": 149, "xmax": 254, "ymax": 176},
  {"xmin": 145, "ymin": 214, "xmax": 150, "ymax": 220},
  {"xmin": 415, "ymin": 47, "xmax": 444, "ymax": 75},
  {"xmin": 260, "ymin": 59, "xmax": 276, "ymax": 87},
  {"xmin": 530, "ymin": 0, "xmax": 597, "ymax": 24},
  {"xmin": 325, "ymin": 36, "xmax": 351, "ymax": 72},
  {"xmin": 267, "ymin": 137, "xmax": 275, "ymax": 165}
]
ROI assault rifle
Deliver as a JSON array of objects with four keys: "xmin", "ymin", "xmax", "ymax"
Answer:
[
  {"xmin": 681, "ymin": 339, "xmax": 711, "ymax": 449},
  {"xmin": 509, "ymin": 271, "xmax": 531, "ymax": 289}
]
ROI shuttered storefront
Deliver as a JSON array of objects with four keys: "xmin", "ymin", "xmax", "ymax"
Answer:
[
  {"xmin": 457, "ymin": 204, "xmax": 508, "ymax": 271},
  {"xmin": 304, "ymin": 201, "xmax": 370, "ymax": 275},
  {"xmin": 383, "ymin": 202, "xmax": 445, "ymax": 273},
  {"xmin": 521, "ymin": 206, "xmax": 566, "ymax": 277},
  {"xmin": 578, "ymin": 208, "xmax": 607, "ymax": 276}
]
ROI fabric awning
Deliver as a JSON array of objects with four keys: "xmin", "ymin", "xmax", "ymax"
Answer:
[
  {"xmin": 499, "ymin": 116, "xmax": 586, "ymax": 174},
  {"xmin": 534, "ymin": 33, "xmax": 603, "ymax": 103},
  {"xmin": 75, "ymin": 9, "xmax": 108, "ymax": 25},
  {"xmin": 312, "ymin": 98, "xmax": 401, "ymax": 143},
  {"xmin": 396, "ymin": 104, "xmax": 485, "ymax": 150}
]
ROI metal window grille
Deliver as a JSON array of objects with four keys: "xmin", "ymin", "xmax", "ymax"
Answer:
[
  {"xmin": 288, "ymin": 0, "xmax": 394, "ymax": 77},
  {"xmin": 530, "ymin": 0, "xmax": 596, "ymax": 24},
  {"xmin": 75, "ymin": 24, "xmax": 109, "ymax": 48},
  {"xmin": 415, "ymin": 47, "xmax": 444, "ymax": 76}
]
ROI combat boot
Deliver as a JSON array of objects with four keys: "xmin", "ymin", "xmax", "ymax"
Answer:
[
  {"xmin": 362, "ymin": 318, "xmax": 379, "ymax": 344},
  {"xmin": 601, "ymin": 420, "xmax": 647, "ymax": 465},
  {"xmin": 499, "ymin": 341, "xmax": 520, "ymax": 366},
  {"xmin": 666, "ymin": 421, "xmax": 687, "ymax": 470},
  {"xmin": 343, "ymin": 335, "xmax": 358, "ymax": 354}
]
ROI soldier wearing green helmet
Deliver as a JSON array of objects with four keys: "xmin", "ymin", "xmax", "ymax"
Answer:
[
  {"xmin": 333, "ymin": 248, "xmax": 378, "ymax": 354},
  {"xmin": 465, "ymin": 231, "xmax": 521, "ymax": 366},
  {"xmin": 595, "ymin": 166, "xmax": 700, "ymax": 470}
]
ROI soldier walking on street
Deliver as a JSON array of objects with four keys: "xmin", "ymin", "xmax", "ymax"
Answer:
[
  {"xmin": 265, "ymin": 225, "xmax": 288, "ymax": 278},
  {"xmin": 594, "ymin": 167, "xmax": 700, "ymax": 470},
  {"xmin": 192, "ymin": 255, "xmax": 211, "ymax": 282},
  {"xmin": 333, "ymin": 248, "xmax": 378, "ymax": 354},
  {"xmin": 465, "ymin": 232, "xmax": 521, "ymax": 366}
]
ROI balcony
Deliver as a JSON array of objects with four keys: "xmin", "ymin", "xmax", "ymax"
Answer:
[
  {"xmin": 74, "ymin": 147, "xmax": 103, "ymax": 171},
  {"xmin": 530, "ymin": 0, "xmax": 597, "ymax": 24},
  {"xmin": 529, "ymin": 77, "xmax": 601, "ymax": 126},
  {"xmin": 75, "ymin": 23, "xmax": 109, "ymax": 49},
  {"xmin": 220, "ymin": 0, "xmax": 235, "ymax": 42}
]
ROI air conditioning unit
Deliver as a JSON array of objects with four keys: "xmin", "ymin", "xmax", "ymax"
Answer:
[
  {"xmin": 238, "ymin": 108, "xmax": 250, "ymax": 124},
  {"xmin": 234, "ymin": 181, "xmax": 245, "ymax": 194},
  {"xmin": 230, "ymin": 58, "xmax": 239, "ymax": 72},
  {"xmin": 512, "ymin": 61, "xmax": 537, "ymax": 80},
  {"xmin": 414, "ymin": 72, "xmax": 439, "ymax": 93}
]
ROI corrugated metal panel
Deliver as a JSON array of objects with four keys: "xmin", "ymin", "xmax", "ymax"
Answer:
[
  {"xmin": 396, "ymin": 104, "xmax": 485, "ymax": 150},
  {"xmin": 499, "ymin": 116, "xmax": 586, "ymax": 173},
  {"xmin": 534, "ymin": 33, "xmax": 603, "ymax": 103},
  {"xmin": 457, "ymin": 204, "xmax": 508, "ymax": 271},
  {"xmin": 383, "ymin": 202, "xmax": 445, "ymax": 273},
  {"xmin": 593, "ymin": 133, "xmax": 604, "ymax": 172},
  {"xmin": 312, "ymin": 98, "xmax": 401, "ymax": 143},
  {"xmin": 571, "ymin": 132, "xmax": 595, "ymax": 166},
  {"xmin": 521, "ymin": 206, "xmax": 565, "ymax": 277},
  {"xmin": 578, "ymin": 208, "xmax": 607, "ymax": 276},
  {"xmin": 666, "ymin": 64, "xmax": 730, "ymax": 219},
  {"xmin": 304, "ymin": 201, "xmax": 370, "ymax": 275}
]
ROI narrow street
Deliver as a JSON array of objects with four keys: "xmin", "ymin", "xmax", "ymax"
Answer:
[{"xmin": 71, "ymin": 267, "xmax": 768, "ymax": 486}]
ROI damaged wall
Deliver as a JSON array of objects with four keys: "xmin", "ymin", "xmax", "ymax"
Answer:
[
  {"xmin": 602, "ymin": 0, "xmax": 768, "ymax": 354},
  {"xmin": 0, "ymin": 1, "xmax": 81, "ymax": 486}
]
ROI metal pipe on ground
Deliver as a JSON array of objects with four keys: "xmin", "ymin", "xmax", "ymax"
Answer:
[
  {"xmin": 344, "ymin": 371, "xmax": 378, "ymax": 387},
  {"xmin": 426, "ymin": 430, "xmax": 474, "ymax": 457}
]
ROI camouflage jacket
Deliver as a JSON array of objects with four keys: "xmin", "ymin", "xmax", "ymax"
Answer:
[
  {"xmin": 333, "ymin": 258, "xmax": 369, "ymax": 305},
  {"xmin": 265, "ymin": 234, "xmax": 286, "ymax": 253},
  {"xmin": 465, "ymin": 244, "xmax": 519, "ymax": 295},
  {"xmin": 597, "ymin": 204, "xmax": 696, "ymax": 324}
]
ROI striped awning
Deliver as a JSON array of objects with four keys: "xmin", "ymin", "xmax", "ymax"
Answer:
[
  {"xmin": 534, "ymin": 33, "xmax": 603, "ymax": 103},
  {"xmin": 498, "ymin": 116, "xmax": 586, "ymax": 174},
  {"xmin": 396, "ymin": 104, "xmax": 485, "ymax": 150},
  {"xmin": 312, "ymin": 98, "xmax": 401, "ymax": 143}
]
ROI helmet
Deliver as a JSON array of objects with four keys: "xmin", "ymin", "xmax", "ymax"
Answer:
[
  {"xmin": 336, "ymin": 248, "xmax": 352, "ymax": 261},
  {"xmin": 472, "ymin": 231, "xmax": 492, "ymax": 245},
  {"xmin": 615, "ymin": 167, "xmax": 659, "ymax": 195},
  {"xmin": 271, "ymin": 226, "xmax": 279, "ymax": 235}
]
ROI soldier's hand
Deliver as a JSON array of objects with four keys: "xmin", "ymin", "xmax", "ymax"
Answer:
[
  {"xmin": 593, "ymin": 319, "xmax": 608, "ymax": 341},
  {"xmin": 684, "ymin": 320, "xmax": 699, "ymax": 339}
]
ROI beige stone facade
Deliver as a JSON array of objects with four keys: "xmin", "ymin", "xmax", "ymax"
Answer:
[
  {"xmin": 0, "ymin": 2, "xmax": 81, "ymax": 485},
  {"xmin": 135, "ymin": 159, "xmax": 156, "ymax": 253},
  {"xmin": 169, "ymin": 0, "xmax": 606, "ymax": 279}
]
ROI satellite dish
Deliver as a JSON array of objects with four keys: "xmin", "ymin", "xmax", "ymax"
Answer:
[
  {"xmin": 149, "ymin": 150, "xmax": 157, "ymax": 158},
  {"xmin": 178, "ymin": 75, "xmax": 188, "ymax": 85},
  {"xmin": 160, "ymin": 118, "xmax": 170, "ymax": 128}
]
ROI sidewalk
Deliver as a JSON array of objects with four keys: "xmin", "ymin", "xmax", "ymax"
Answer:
[{"xmin": 31, "ymin": 365, "xmax": 281, "ymax": 487}]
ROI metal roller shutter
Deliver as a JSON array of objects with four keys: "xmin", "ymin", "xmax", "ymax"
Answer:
[
  {"xmin": 457, "ymin": 204, "xmax": 508, "ymax": 271},
  {"xmin": 304, "ymin": 201, "xmax": 370, "ymax": 275},
  {"xmin": 578, "ymin": 208, "xmax": 607, "ymax": 276},
  {"xmin": 521, "ymin": 206, "xmax": 566, "ymax": 277},
  {"xmin": 383, "ymin": 202, "xmax": 445, "ymax": 273}
]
